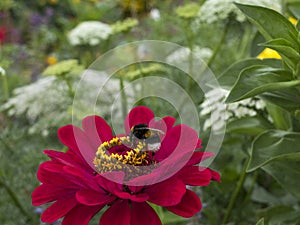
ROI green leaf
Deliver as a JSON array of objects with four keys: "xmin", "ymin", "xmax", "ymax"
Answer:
[
  {"xmin": 255, "ymin": 218, "xmax": 264, "ymax": 225},
  {"xmin": 251, "ymin": 185, "xmax": 281, "ymax": 205},
  {"xmin": 226, "ymin": 65, "xmax": 300, "ymax": 103},
  {"xmin": 247, "ymin": 130, "xmax": 300, "ymax": 172},
  {"xmin": 218, "ymin": 58, "xmax": 282, "ymax": 89},
  {"xmin": 261, "ymin": 88, "xmax": 300, "ymax": 111},
  {"xmin": 251, "ymin": 32, "xmax": 267, "ymax": 57},
  {"xmin": 262, "ymin": 153, "xmax": 300, "ymax": 200},
  {"xmin": 227, "ymin": 117, "xmax": 273, "ymax": 135},
  {"xmin": 235, "ymin": 3, "xmax": 299, "ymax": 51},
  {"xmin": 258, "ymin": 205, "xmax": 300, "ymax": 225},
  {"xmin": 265, "ymin": 102, "xmax": 292, "ymax": 130},
  {"xmin": 260, "ymin": 38, "xmax": 300, "ymax": 71}
]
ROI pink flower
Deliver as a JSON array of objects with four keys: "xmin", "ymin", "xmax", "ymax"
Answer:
[{"xmin": 32, "ymin": 106, "xmax": 220, "ymax": 225}]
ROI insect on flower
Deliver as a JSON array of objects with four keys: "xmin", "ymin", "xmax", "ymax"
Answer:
[{"xmin": 129, "ymin": 124, "xmax": 165, "ymax": 151}]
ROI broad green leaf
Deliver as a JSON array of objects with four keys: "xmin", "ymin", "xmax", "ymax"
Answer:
[
  {"xmin": 262, "ymin": 153, "xmax": 300, "ymax": 200},
  {"xmin": 261, "ymin": 88, "xmax": 300, "ymax": 111},
  {"xmin": 251, "ymin": 185, "xmax": 281, "ymax": 205},
  {"xmin": 226, "ymin": 65, "xmax": 300, "ymax": 103},
  {"xmin": 255, "ymin": 218, "xmax": 264, "ymax": 225},
  {"xmin": 260, "ymin": 38, "xmax": 300, "ymax": 71},
  {"xmin": 251, "ymin": 32, "xmax": 266, "ymax": 57},
  {"xmin": 247, "ymin": 130, "xmax": 300, "ymax": 172},
  {"xmin": 218, "ymin": 59, "xmax": 282, "ymax": 89},
  {"xmin": 235, "ymin": 3, "xmax": 299, "ymax": 51},
  {"xmin": 227, "ymin": 117, "xmax": 273, "ymax": 135},
  {"xmin": 258, "ymin": 205, "xmax": 300, "ymax": 225},
  {"xmin": 265, "ymin": 102, "xmax": 292, "ymax": 130}
]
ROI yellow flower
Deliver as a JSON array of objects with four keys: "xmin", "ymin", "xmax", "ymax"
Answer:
[
  {"xmin": 46, "ymin": 56, "xmax": 58, "ymax": 65},
  {"xmin": 48, "ymin": 0, "xmax": 58, "ymax": 4},
  {"xmin": 289, "ymin": 17, "xmax": 297, "ymax": 25},
  {"xmin": 257, "ymin": 48, "xmax": 281, "ymax": 59}
]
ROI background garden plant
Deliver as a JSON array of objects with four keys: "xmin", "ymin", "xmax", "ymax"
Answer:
[{"xmin": 1, "ymin": 0, "xmax": 300, "ymax": 225}]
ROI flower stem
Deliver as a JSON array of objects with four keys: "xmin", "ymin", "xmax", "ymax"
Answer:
[
  {"xmin": 207, "ymin": 21, "xmax": 230, "ymax": 67},
  {"xmin": 65, "ymin": 78, "xmax": 75, "ymax": 99},
  {"xmin": 0, "ymin": 179, "xmax": 34, "ymax": 222},
  {"xmin": 119, "ymin": 77, "xmax": 128, "ymax": 120},
  {"xmin": 222, "ymin": 157, "xmax": 249, "ymax": 224},
  {"xmin": 242, "ymin": 170, "xmax": 258, "ymax": 205}
]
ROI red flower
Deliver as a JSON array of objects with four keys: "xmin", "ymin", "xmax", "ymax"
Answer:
[
  {"xmin": 32, "ymin": 106, "xmax": 220, "ymax": 225},
  {"xmin": 0, "ymin": 26, "xmax": 6, "ymax": 44}
]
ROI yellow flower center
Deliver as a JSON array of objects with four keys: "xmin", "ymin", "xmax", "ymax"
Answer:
[{"xmin": 93, "ymin": 136, "xmax": 154, "ymax": 175}]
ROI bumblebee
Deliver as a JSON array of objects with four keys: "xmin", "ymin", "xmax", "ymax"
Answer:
[{"xmin": 130, "ymin": 124, "xmax": 164, "ymax": 151}]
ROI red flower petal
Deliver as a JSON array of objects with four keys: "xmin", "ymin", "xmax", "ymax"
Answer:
[
  {"xmin": 130, "ymin": 125, "xmax": 198, "ymax": 184},
  {"xmin": 166, "ymin": 189, "xmax": 202, "ymax": 218},
  {"xmin": 95, "ymin": 173, "xmax": 126, "ymax": 197},
  {"xmin": 82, "ymin": 115, "xmax": 113, "ymax": 148},
  {"xmin": 131, "ymin": 202, "xmax": 162, "ymax": 225},
  {"xmin": 162, "ymin": 116, "xmax": 176, "ymax": 130},
  {"xmin": 154, "ymin": 124, "xmax": 198, "ymax": 162},
  {"xmin": 209, "ymin": 168, "xmax": 221, "ymax": 182},
  {"xmin": 185, "ymin": 151, "xmax": 214, "ymax": 167},
  {"xmin": 58, "ymin": 125, "xmax": 96, "ymax": 171},
  {"xmin": 76, "ymin": 189, "xmax": 115, "ymax": 206},
  {"xmin": 62, "ymin": 205, "xmax": 101, "ymax": 225},
  {"xmin": 176, "ymin": 166, "xmax": 212, "ymax": 186},
  {"xmin": 32, "ymin": 184, "xmax": 77, "ymax": 206},
  {"xmin": 100, "ymin": 200, "xmax": 130, "ymax": 225},
  {"xmin": 63, "ymin": 166, "xmax": 99, "ymax": 190},
  {"xmin": 41, "ymin": 197, "xmax": 78, "ymax": 223},
  {"xmin": 44, "ymin": 150, "xmax": 93, "ymax": 174},
  {"xmin": 145, "ymin": 179, "xmax": 186, "ymax": 206},
  {"xmin": 124, "ymin": 106, "xmax": 155, "ymax": 133},
  {"xmin": 37, "ymin": 162, "xmax": 68, "ymax": 184}
]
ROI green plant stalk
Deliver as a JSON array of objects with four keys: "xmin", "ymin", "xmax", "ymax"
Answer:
[
  {"xmin": 242, "ymin": 170, "xmax": 258, "ymax": 205},
  {"xmin": 65, "ymin": 78, "xmax": 75, "ymax": 99},
  {"xmin": 207, "ymin": 20, "xmax": 230, "ymax": 67},
  {"xmin": 222, "ymin": 157, "xmax": 249, "ymax": 224},
  {"xmin": 237, "ymin": 23, "xmax": 252, "ymax": 59},
  {"xmin": 1, "ymin": 73, "xmax": 9, "ymax": 100},
  {"xmin": 171, "ymin": 21, "xmax": 195, "ymax": 119},
  {"xmin": 119, "ymin": 77, "xmax": 128, "ymax": 120},
  {"xmin": 0, "ymin": 179, "xmax": 33, "ymax": 222}
]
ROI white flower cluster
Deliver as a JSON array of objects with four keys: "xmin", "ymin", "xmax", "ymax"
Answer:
[
  {"xmin": 68, "ymin": 21, "xmax": 112, "ymax": 46},
  {"xmin": 200, "ymin": 88, "xmax": 265, "ymax": 131},
  {"xmin": 166, "ymin": 46, "xmax": 213, "ymax": 64},
  {"xmin": 197, "ymin": 0, "xmax": 282, "ymax": 24},
  {"xmin": 1, "ymin": 77, "xmax": 71, "ymax": 135},
  {"xmin": 1, "ymin": 71, "xmax": 135, "ymax": 136}
]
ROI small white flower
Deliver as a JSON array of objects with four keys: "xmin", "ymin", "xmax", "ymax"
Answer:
[
  {"xmin": 166, "ymin": 46, "xmax": 213, "ymax": 64},
  {"xmin": 68, "ymin": 21, "xmax": 112, "ymax": 46},
  {"xmin": 150, "ymin": 8, "xmax": 161, "ymax": 21},
  {"xmin": 200, "ymin": 87, "xmax": 266, "ymax": 131},
  {"xmin": 197, "ymin": 0, "xmax": 282, "ymax": 24}
]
